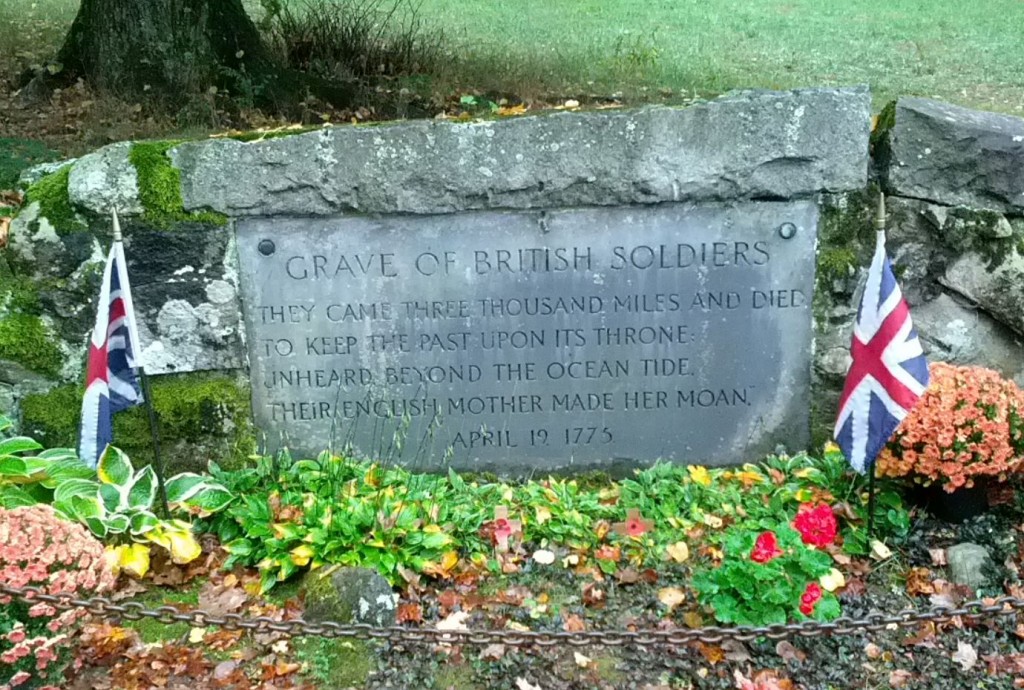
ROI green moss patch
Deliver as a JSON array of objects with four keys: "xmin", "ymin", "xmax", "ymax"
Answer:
[
  {"xmin": 24, "ymin": 166, "xmax": 88, "ymax": 235},
  {"xmin": 0, "ymin": 137, "xmax": 58, "ymax": 189},
  {"xmin": 19, "ymin": 372, "xmax": 255, "ymax": 472},
  {"xmin": 0, "ymin": 313, "xmax": 63, "ymax": 378},
  {"xmin": 129, "ymin": 142, "xmax": 227, "ymax": 228},
  {"xmin": 294, "ymin": 637, "xmax": 374, "ymax": 688}
]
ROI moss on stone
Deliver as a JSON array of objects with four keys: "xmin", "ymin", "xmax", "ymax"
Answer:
[
  {"xmin": 129, "ymin": 142, "xmax": 228, "ymax": 228},
  {"xmin": 294, "ymin": 637, "xmax": 374, "ymax": 688},
  {"xmin": 931, "ymin": 206, "xmax": 1023, "ymax": 270},
  {"xmin": 0, "ymin": 313, "xmax": 63, "ymax": 378},
  {"xmin": 0, "ymin": 137, "xmax": 58, "ymax": 189},
  {"xmin": 24, "ymin": 167, "xmax": 88, "ymax": 235},
  {"xmin": 19, "ymin": 372, "xmax": 255, "ymax": 472}
]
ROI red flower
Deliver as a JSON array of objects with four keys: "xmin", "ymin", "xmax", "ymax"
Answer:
[
  {"xmin": 612, "ymin": 508, "xmax": 653, "ymax": 538},
  {"xmin": 800, "ymin": 582, "xmax": 823, "ymax": 616},
  {"xmin": 750, "ymin": 531, "xmax": 783, "ymax": 563},
  {"xmin": 792, "ymin": 504, "xmax": 838, "ymax": 548}
]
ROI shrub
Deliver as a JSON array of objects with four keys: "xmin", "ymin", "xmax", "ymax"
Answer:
[
  {"xmin": 0, "ymin": 505, "xmax": 115, "ymax": 688},
  {"xmin": 270, "ymin": 0, "xmax": 445, "ymax": 81},
  {"xmin": 877, "ymin": 363, "xmax": 1024, "ymax": 492},
  {"xmin": 692, "ymin": 523, "xmax": 841, "ymax": 626}
]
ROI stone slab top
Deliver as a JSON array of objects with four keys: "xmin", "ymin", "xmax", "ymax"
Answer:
[
  {"xmin": 879, "ymin": 97, "xmax": 1024, "ymax": 214},
  {"xmin": 154, "ymin": 86, "xmax": 866, "ymax": 219}
]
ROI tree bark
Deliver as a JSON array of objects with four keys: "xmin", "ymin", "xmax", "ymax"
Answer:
[{"xmin": 51, "ymin": 0, "xmax": 353, "ymax": 111}]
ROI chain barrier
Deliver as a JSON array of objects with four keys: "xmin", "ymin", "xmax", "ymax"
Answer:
[{"xmin": 3, "ymin": 584, "xmax": 1023, "ymax": 648}]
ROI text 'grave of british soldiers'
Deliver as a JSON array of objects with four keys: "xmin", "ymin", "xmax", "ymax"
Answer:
[{"xmin": 238, "ymin": 202, "xmax": 818, "ymax": 470}]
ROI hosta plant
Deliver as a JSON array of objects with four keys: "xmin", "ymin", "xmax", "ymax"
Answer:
[
  {"xmin": 692, "ymin": 523, "xmax": 841, "ymax": 626},
  {"xmin": 0, "ymin": 504, "xmax": 115, "ymax": 689},
  {"xmin": 0, "ymin": 415, "xmax": 94, "ymax": 509},
  {"xmin": 877, "ymin": 363, "xmax": 1024, "ymax": 491},
  {"xmin": 55, "ymin": 447, "xmax": 233, "ymax": 576}
]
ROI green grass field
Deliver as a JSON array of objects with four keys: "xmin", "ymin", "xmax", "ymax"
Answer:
[{"xmin": 3, "ymin": 0, "xmax": 1024, "ymax": 113}]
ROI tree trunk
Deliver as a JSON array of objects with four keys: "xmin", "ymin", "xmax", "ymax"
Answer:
[{"xmin": 52, "ymin": 0, "xmax": 352, "ymax": 111}]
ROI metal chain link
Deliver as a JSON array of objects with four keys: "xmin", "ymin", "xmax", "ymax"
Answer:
[{"xmin": 3, "ymin": 584, "xmax": 1023, "ymax": 647}]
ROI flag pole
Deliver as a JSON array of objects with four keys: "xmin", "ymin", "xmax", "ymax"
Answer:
[
  {"xmin": 112, "ymin": 210, "xmax": 170, "ymax": 519},
  {"xmin": 866, "ymin": 191, "xmax": 887, "ymax": 544}
]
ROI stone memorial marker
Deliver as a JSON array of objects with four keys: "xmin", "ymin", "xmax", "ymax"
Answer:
[{"xmin": 237, "ymin": 201, "xmax": 818, "ymax": 471}]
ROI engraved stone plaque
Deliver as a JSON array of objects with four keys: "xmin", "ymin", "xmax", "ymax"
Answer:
[{"xmin": 236, "ymin": 201, "xmax": 818, "ymax": 472}]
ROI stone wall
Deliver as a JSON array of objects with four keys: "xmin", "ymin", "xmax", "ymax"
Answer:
[{"xmin": 2, "ymin": 87, "xmax": 1022, "ymax": 471}]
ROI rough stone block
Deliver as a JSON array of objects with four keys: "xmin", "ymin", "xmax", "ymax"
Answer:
[
  {"xmin": 172, "ymin": 87, "xmax": 871, "ymax": 217},
  {"xmin": 878, "ymin": 98, "xmax": 1024, "ymax": 214}
]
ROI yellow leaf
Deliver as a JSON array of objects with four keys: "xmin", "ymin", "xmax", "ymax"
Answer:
[
  {"xmin": 687, "ymin": 465, "xmax": 712, "ymax": 486},
  {"xmin": 666, "ymin": 541, "xmax": 690, "ymax": 563},
  {"xmin": 188, "ymin": 627, "xmax": 206, "ymax": 644},
  {"xmin": 824, "ymin": 441, "xmax": 841, "ymax": 455},
  {"xmin": 870, "ymin": 540, "xmax": 893, "ymax": 561},
  {"xmin": 290, "ymin": 544, "xmax": 314, "ymax": 567},
  {"xmin": 535, "ymin": 506, "xmax": 552, "ymax": 525},
  {"xmin": 573, "ymin": 652, "xmax": 592, "ymax": 668},
  {"xmin": 121, "ymin": 543, "xmax": 151, "ymax": 578},
  {"xmin": 423, "ymin": 524, "xmax": 442, "ymax": 534},
  {"xmin": 657, "ymin": 587, "xmax": 686, "ymax": 611},
  {"xmin": 104, "ymin": 545, "xmax": 125, "ymax": 576},
  {"xmin": 441, "ymin": 550, "xmax": 459, "ymax": 572},
  {"xmin": 820, "ymin": 568, "xmax": 846, "ymax": 592},
  {"xmin": 701, "ymin": 513, "xmax": 723, "ymax": 529},
  {"xmin": 794, "ymin": 468, "xmax": 817, "ymax": 479}
]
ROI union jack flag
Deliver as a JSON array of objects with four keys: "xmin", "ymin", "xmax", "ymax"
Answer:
[
  {"xmin": 79, "ymin": 212, "xmax": 143, "ymax": 468},
  {"xmin": 834, "ymin": 229, "xmax": 929, "ymax": 474}
]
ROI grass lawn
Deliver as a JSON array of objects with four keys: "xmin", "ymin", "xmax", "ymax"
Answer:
[{"xmin": 3, "ymin": 0, "xmax": 1024, "ymax": 115}]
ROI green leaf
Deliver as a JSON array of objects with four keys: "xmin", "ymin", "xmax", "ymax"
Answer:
[
  {"xmin": 182, "ymin": 486, "xmax": 234, "ymax": 513},
  {"xmin": 0, "ymin": 436, "xmax": 43, "ymax": 456},
  {"xmin": 164, "ymin": 473, "xmax": 207, "ymax": 503},
  {"xmin": 99, "ymin": 482, "xmax": 125, "ymax": 513},
  {"xmin": 98, "ymin": 447, "xmax": 133, "ymax": 487},
  {"xmin": 224, "ymin": 538, "xmax": 254, "ymax": 557},
  {"xmin": 130, "ymin": 510, "xmax": 160, "ymax": 535},
  {"xmin": 0, "ymin": 456, "xmax": 28, "ymax": 478},
  {"xmin": 54, "ymin": 478, "xmax": 100, "ymax": 504},
  {"xmin": 105, "ymin": 513, "xmax": 130, "ymax": 534},
  {"xmin": 70, "ymin": 493, "xmax": 104, "ymax": 521},
  {"xmin": 0, "ymin": 485, "xmax": 37, "ymax": 508},
  {"xmin": 127, "ymin": 466, "xmax": 158, "ymax": 511}
]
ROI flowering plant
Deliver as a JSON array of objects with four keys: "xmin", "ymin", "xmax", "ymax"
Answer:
[
  {"xmin": 877, "ymin": 363, "xmax": 1024, "ymax": 492},
  {"xmin": 0, "ymin": 504, "xmax": 115, "ymax": 688},
  {"xmin": 693, "ymin": 523, "xmax": 840, "ymax": 626},
  {"xmin": 792, "ymin": 503, "xmax": 838, "ymax": 548}
]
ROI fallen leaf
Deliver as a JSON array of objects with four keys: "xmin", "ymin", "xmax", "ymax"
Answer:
[
  {"xmin": 582, "ymin": 582, "xmax": 606, "ymax": 608},
  {"xmin": 533, "ymin": 505, "xmax": 552, "ymax": 525},
  {"xmin": 594, "ymin": 545, "xmax": 621, "ymax": 561},
  {"xmin": 563, "ymin": 99, "xmax": 580, "ymax": 109},
  {"xmin": 271, "ymin": 639, "xmax": 289, "ymax": 654},
  {"xmin": 666, "ymin": 541, "xmax": 690, "ymax": 563},
  {"xmin": 776, "ymin": 640, "xmax": 807, "ymax": 662},
  {"xmin": 480, "ymin": 643, "xmax": 506, "ymax": 661},
  {"xmin": 901, "ymin": 622, "xmax": 937, "ymax": 647},
  {"xmin": 864, "ymin": 642, "xmax": 883, "ymax": 659},
  {"xmin": 952, "ymin": 641, "xmax": 978, "ymax": 671},
  {"xmin": 695, "ymin": 641, "xmax": 724, "ymax": 665},
  {"xmin": 516, "ymin": 677, "xmax": 543, "ymax": 690},
  {"xmin": 574, "ymin": 652, "xmax": 593, "ymax": 668},
  {"xmin": 0, "ymin": 217, "xmax": 9, "ymax": 250},
  {"xmin": 870, "ymin": 540, "xmax": 893, "ymax": 561},
  {"xmin": 889, "ymin": 669, "xmax": 914, "ymax": 688},
  {"xmin": 198, "ymin": 579, "xmax": 248, "ymax": 617},
  {"xmin": 819, "ymin": 567, "xmax": 846, "ymax": 592},
  {"xmin": 563, "ymin": 614, "xmax": 586, "ymax": 632},
  {"xmin": 188, "ymin": 626, "xmax": 206, "ymax": 644},
  {"xmin": 437, "ymin": 611, "xmax": 470, "ymax": 634},
  {"xmin": 657, "ymin": 587, "xmax": 685, "ymax": 612},
  {"xmin": 397, "ymin": 602, "xmax": 423, "ymax": 624},
  {"xmin": 905, "ymin": 567, "xmax": 935, "ymax": 596},
  {"xmin": 212, "ymin": 660, "xmax": 238, "ymax": 681},
  {"xmin": 929, "ymin": 548, "xmax": 948, "ymax": 566},
  {"xmin": 683, "ymin": 611, "xmax": 704, "ymax": 628},
  {"xmin": 722, "ymin": 639, "xmax": 751, "ymax": 662},
  {"xmin": 532, "ymin": 549, "xmax": 555, "ymax": 565}
]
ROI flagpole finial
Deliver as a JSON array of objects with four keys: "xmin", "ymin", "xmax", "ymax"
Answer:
[
  {"xmin": 874, "ymin": 192, "xmax": 886, "ymax": 232},
  {"xmin": 111, "ymin": 208, "xmax": 123, "ymax": 243}
]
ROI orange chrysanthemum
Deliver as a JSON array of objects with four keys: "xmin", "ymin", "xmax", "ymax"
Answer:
[{"xmin": 877, "ymin": 363, "xmax": 1024, "ymax": 492}]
